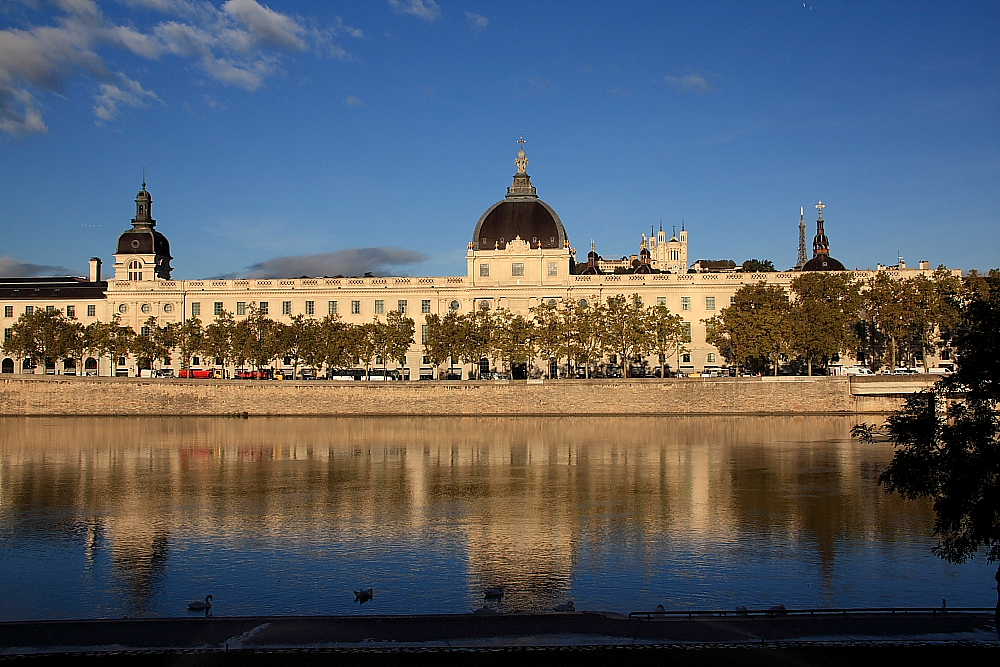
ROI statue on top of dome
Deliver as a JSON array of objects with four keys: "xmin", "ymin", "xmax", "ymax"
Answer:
[{"xmin": 515, "ymin": 135, "xmax": 528, "ymax": 174}]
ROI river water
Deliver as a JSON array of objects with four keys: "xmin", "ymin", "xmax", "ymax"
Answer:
[{"xmin": 0, "ymin": 416, "xmax": 994, "ymax": 621}]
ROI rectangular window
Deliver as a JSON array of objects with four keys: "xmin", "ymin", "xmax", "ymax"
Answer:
[
  {"xmin": 547, "ymin": 262, "xmax": 558, "ymax": 276},
  {"xmin": 480, "ymin": 263, "xmax": 490, "ymax": 277},
  {"xmin": 213, "ymin": 302, "xmax": 223, "ymax": 316},
  {"xmin": 682, "ymin": 353, "xmax": 691, "ymax": 363},
  {"xmin": 259, "ymin": 302, "xmax": 268, "ymax": 315},
  {"xmin": 731, "ymin": 296, "xmax": 736, "ymax": 305},
  {"xmin": 682, "ymin": 322, "xmax": 692, "ymax": 342},
  {"xmin": 192, "ymin": 356, "xmax": 200, "ymax": 366},
  {"xmin": 421, "ymin": 324, "xmax": 428, "ymax": 344},
  {"xmin": 66, "ymin": 305, "xmax": 75, "ymax": 317},
  {"xmin": 422, "ymin": 356, "xmax": 430, "ymax": 365},
  {"xmin": 4, "ymin": 306, "xmax": 12, "ymax": 317},
  {"xmin": 46, "ymin": 306, "xmax": 54, "ymax": 313},
  {"xmin": 512, "ymin": 262, "xmax": 525, "ymax": 277},
  {"xmin": 421, "ymin": 299, "xmax": 431, "ymax": 314},
  {"xmin": 397, "ymin": 300, "xmax": 407, "ymax": 314},
  {"xmin": 706, "ymin": 297, "xmax": 716, "ymax": 310},
  {"xmin": 681, "ymin": 297, "xmax": 691, "ymax": 311},
  {"xmin": 282, "ymin": 301, "xmax": 291, "ymax": 315},
  {"xmin": 328, "ymin": 301, "xmax": 338, "ymax": 315},
  {"xmin": 375, "ymin": 300, "xmax": 384, "ymax": 314},
  {"xmin": 25, "ymin": 306, "xmax": 33, "ymax": 315},
  {"xmin": 141, "ymin": 326, "xmax": 151, "ymax": 338},
  {"xmin": 3, "ymin": 328, "xmax": 11, "ymax": 341},
  {"xmin": 191, "ymin": 302, "xmax": 201, "ymax": 316},
  {"xmin": 305, "ymin": 301, "xmax": 315, "ymax": 315},
  {"xmin": 707, "ymin": 353, "xmax": 716, "ymax": 363},
  {"xmin": 656, "ymin": 297, "xmax": 666, "ymax": 306},
  {"xmin": 87, "ymin": 304, "xmax": 96, "ymax": 317},
  {"xmin": 351, "ymin": 300, "xmax": 361, "ymax": 315},
  {"xmin": 236, "ymin": 302, "xmax": 246, "ymax": 316}
]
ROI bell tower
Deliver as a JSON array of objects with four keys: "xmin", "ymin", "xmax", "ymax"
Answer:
[{"xmin": 112, "ymin": 181, "xmax": 173, "ymax": 282}]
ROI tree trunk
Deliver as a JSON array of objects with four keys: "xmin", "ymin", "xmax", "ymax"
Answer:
[{"xmin": 807, "ymin": 358, "xmax": 812, "ymax": 376}]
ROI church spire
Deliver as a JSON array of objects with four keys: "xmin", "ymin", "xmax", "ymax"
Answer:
[
  {"xmin": 796, "ymin": 206, "xmax": 807, "ymax": 268},
  {"xmin": 132, "ymin": 180, "xmax": 155, "ymax": 231}
]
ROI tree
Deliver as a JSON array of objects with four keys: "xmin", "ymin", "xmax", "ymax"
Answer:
[
  {"xmin": 203, "ymin": 310, "xmax": 237, "ymax": 371},
  {"xmin": 603, "ymin": 294, "xmax": 650, "ymax": 378},
  {"xmin": 130, "ymin": 316, "xmax": 169, "ymax": 371},
  {"xmin": 853, "ymin": 270, "xmax": 1000, "ymax": 602},
  {"xmin": 705, "ymin": 282, "xmax": 791, "ymax": 375},
  {"xmin": 562, "ymin": 297, "xmax": 605, "ymax": 378},
  {"xmin": 907, "ymin": 270, "xmax": 962, "ymax": 372},
  {"xmin": 491, "ymin": 309, "xmax": 536, "ymax": 377},
  {"xmin": 788, "ymin": 272, "xmax": 862, "ymax": 375},
  {"xmin": 317, "ymin": 315, "xmax": 353, "ymax": 372},
  {"xmin": 647, "ymin": 303, "xmax": 688, "ymax": 378},
  {"xmin": 2, "ymin": 308, "xmax": 73, "ymax": 372},
  {"xmin": 529, "ymin": 300, "xmax": 564, "ymax": 378},
  {"xmin": 282, "ymin": 314, "xmax": 312, "ymax": 379},
  {"xmin": 865, "ymin": 273, "xmax": 919, "ymax": 370},
  {"xmin": 376, "ymin": 311, "xmax": 415, "ymax": 373},
  {"xmin": 423, "ymin": 312, "xmax": 463, "ymax": 379},
  {"xmin": 234, "ymin": 307, "xmax": 285, "ymax": 372},
  {"xmin": 174, "ymin": 317, "xmax": 204, "ymax": 372},
  {"xmin": 742, "ymin": 259, "xmax": 776, "ymax": 272}
]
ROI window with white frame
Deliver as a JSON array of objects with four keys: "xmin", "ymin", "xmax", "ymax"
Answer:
[
  {"xmin": 127, "ymin": 260, "xmax": 142, "ymax": 281},
  {"xmin": 656, "ymin": 297, "xmax": 666, "ymax": 306},
  {"xmin": 480, "ymin": 264, "xmax": 490, "ymax": 277},
  {"xmin": 259, "ymin": 302, "xmax": 268, "ymax": 315},
  {"xmin": 305, "ymin": 301, "xmax": 315, "ymax": 315},
  {"xmin": 706, "ymin": 296, "xmax": 716, "ymax": 310},
  {"xmin": 421, "ymin": 300, "xmax": 431, "ymax": 314},
  {"xmin": 328, "ymin": 301, "xmax": 338, "ymax": 315},
  {"xmin": 191, "ymin": 302, "xmax": 200, "ymax": 316},
  {"xmin": 512, "ymin": 262, "xmax": 525, "ymax": 276},
  {"xmin": 375, "ymin": 300, "xmax": 384, "ymax": 314},
  {"xmin": 681, "ymin": 296, "xmax": 691, "ymax": 311},
  {"xmin": 282, "ymin": 301, "xmax": 291, "ymax": 315},
  {"xmin": 547, "ymin": 262, "xmax": 558, "ymax": 276},
  {"xmin": 87, "ymin": 305, "xmax": 96, "ymax": 317},
  {"xmin": 351, "ymin": 300, "xmax": 361, "ymax": 314},
  {"xmin": 397, "ymin": 300, "xmax": 407, "ymax": 313},
  {"xmin": 236, "ymin": 302, "xmax": 246, "ymax": 315},
  {"xmin": 214, "ymin": 302, "xmax": 223, "ymax": 316}
]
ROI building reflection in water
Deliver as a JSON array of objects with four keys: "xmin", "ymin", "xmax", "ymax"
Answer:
[{"xmin": 0, "ymin": 415, "xmax": 986, "ymax": 619}]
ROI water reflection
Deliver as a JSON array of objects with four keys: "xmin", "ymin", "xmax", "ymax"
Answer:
[{"xmin": 0, "ymin": 416, "xmax": 993, "ymax": 620}]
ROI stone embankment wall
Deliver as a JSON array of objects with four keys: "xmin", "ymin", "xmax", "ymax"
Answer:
[{"xmin": 0, "ymin": 375, "xmax": 935, "ymax": 416}]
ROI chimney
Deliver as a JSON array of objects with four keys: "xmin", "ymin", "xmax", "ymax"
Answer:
[
  {"xmin": 89, "ymin": 257, "xmax": 102, "ymax": 282},
  {"xmin": 919, "ymin": 261, "xmax": 930, "ymax": 270}
]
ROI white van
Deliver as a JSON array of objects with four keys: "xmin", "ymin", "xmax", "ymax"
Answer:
[{"xmin": 844, "ymin": 366, "xmax": 874, "ymax": 376}]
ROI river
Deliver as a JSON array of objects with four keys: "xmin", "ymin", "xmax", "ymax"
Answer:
[{"xmin": 0, "ymin": 416, "xmax": 993, "ymax": 620}]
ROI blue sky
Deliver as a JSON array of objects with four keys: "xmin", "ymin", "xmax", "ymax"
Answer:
[{"xmin": 1, "ymin": 0, "xmax": 997, "ymax": 279}]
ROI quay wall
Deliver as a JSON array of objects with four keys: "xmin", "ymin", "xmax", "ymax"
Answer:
[{"xmin": 0, "ymin": 375, "xmax": 933, "ymax": 416}]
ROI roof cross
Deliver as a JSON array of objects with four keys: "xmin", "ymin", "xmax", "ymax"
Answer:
[{"xmin": 816, "ymin": 200, "xmax": 826, "ymax": 218}]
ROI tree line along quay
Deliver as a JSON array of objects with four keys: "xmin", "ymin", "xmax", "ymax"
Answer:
[{"xmin": 2, "ymin": 269, "xmax": 979, "ymax": 381}]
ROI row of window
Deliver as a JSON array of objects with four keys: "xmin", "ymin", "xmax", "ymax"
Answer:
[
  {"xmin": 479, "ymin": 262, "xmax": 560, "ymax": 278},
  {"xmin": 3, "ymin": 304, "xmax": 97, "ymax": 318},
  {"xmin": 189, "ymin": 299, "xmax": 438, "ymax": 318}
]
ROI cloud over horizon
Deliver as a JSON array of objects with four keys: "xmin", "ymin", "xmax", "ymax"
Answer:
[
  {"xmin": 0, "ymin": 256, "xmax": 72, "ymax": 277},
  {"xmin": 223, "ymin": 247, "xmax": 427, "ymax": 279},
  {"xmin": 0, "ymin": 0, "xmax": 361, "ymax": 136}
]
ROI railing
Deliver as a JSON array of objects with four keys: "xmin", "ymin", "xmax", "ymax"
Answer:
[
  {"xmin": 233, "ymin": 280, "xmax": 249, "ymax": 287},
  {"xmin": 256, "ymin": 280, "xmax": 272, "ymax": 286},
  {"xmin": 302, "ymin": 279, "xmax": 318, "ymax": 286},
  {"xmin": 628, "ymin": 606, "xmax": 994, "ymax": 619}
]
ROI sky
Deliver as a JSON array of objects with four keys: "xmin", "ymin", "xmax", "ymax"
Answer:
[{"xmin": 1, "ymin": 0, "xmax": 997, "ymax": 279}]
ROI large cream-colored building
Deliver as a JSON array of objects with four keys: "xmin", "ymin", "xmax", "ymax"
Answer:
[{"xmin": 1, "ymin": 146, "xmax": 952, "ymax": 378}]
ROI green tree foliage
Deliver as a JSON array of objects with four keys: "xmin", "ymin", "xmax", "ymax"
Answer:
[
  {"xmin": 705, "ymin": 282, "xmax": 791, "ymax": 375},
  {"xmin": 865, "ymin": 273, "xmax": 918, "ymax": 370},
  {"xmin": 491, "ymin": 309, "xmax": 536, "ymax": 375},
  {"xmin": 648, "ymin": 303, "xmax": 688, "ymax": 378},
  {"xmin": 603, "ymin": 294, "xmax": 651, "ymax": 378},
  {"xmin": 174, "ymin": 316, "xmax": 204, "ymax": 371},
  {"xmin": 2, "ymin": 308, "xmax": 73, "ymax": 370},
  {"xmin": 234, "ymin": 306, "xmax": 286, "ymax": 371},
  {"xmin": 422, "ymin": 312, "xmax": 462, "ymax": 378},
  {"xmin": 376, "ymin": 311, "xmax": 416, "ymax": 371},
  {"xmin": 742, "ymin": 259, "xmax": 776, "ymax": 272},
  {"xmin": 129, "ymin": 316, "xmax": 170, "ymax": 370},
  {"xmin": 788, "ymin": 272, "xmax": 862, "ymax": 375},
  {"xmin": 853, "ymin": 270, "xmax": 999, "ymax": 573},
  {"xmin": 203, "ymin": 311, "xmax": 236, "ymax": 369},
  {"xmin": 561, "ymin": 297, "xmax": 605, "ymax": 379}
]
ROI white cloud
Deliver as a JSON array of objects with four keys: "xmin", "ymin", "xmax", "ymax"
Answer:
[
  {"xmin": 465, "ymin": 12, "xmax": 488, "ymax": 29},
  {"xmin": 345, "ymin": 94, "xmax": 362, "ymax": 106},
  {"xmin": 389, "ymin": 0, "xmax": 441, "ymax": 22},
  {"xmin": 665, "ymin": 73, "xmax": 714, "ymax": 94},
  {"xmin": 0, "ymin": 0, "xmax": 354, "ymax": 136},
  {"xmin": 93, "ymin": 73, "xmax": 160, "ymax": 121}
]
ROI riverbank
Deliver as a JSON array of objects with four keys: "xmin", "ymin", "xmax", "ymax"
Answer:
[
  {"xmin": 0, "ymin": 375, "xmax": 936, "ymax": 416},
  {"xmin": 0, "ymin": 610, "xmax": 995, "ymax": 661}
]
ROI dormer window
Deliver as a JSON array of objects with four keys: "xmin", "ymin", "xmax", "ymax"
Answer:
[{"xmin": 128, "ymin": 260, "xmax": 142, "ymax": 281}]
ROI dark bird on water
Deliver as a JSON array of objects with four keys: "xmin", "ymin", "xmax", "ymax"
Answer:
[
  {"xmin": 484, "ymin": 587, "xmax": 504, "ymax": 600},
  {"xmin": 553, "ymin": 601, "xmax": 575, "ymax": 612},
  {"xmin": 355, "ymin": 588, "xmax": 374, "ymax": 603},
  {"xmin": 187, "ymin": 595, "xmax": 213, "ymax": 611}
]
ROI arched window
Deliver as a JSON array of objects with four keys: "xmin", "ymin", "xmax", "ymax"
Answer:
[
  {"xmin": 84, "ymin": 357, "xmax": 98, "ymax": 371},
  {"xmin": 128, "ymin": 260, "xmax": 142, "ymax": 281},
  {"xmin": 1, "ymin": 358, "xmax": 13, "ymax": 374}
]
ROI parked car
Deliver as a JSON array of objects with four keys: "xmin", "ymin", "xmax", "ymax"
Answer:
[
  {"xmin": 844, "ymin": 366, "xmax": 874, "ymax": 376},
  {"xmin": 892, "ymin": 367, "xmax": 920, "ymax": 375}
]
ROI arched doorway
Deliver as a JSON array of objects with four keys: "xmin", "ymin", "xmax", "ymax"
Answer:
[
  {"xmin": 1, "ymin": 358, "xmax": 13, "ymax": 374},
  {"xmin": 44, "ymin": 358, "xmax": 56, "ymax": 374},
  {"xmin": 511, "ymin": 362, "xmax": 527, "ymax": 380},
  {"xmin": 85, "ymin": 357, "xmax": 98, "ymax": 375},
  {"xmin": 479, "ymin": 357, "xmax": 490, "ymax": 379},
  {"xmin": 63, "ymin": 358, "xmax": 76, "ymax": 375}
]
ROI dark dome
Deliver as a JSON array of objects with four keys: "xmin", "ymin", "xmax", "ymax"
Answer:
[
  {"xmin": 116, "ymin": 230, "xmax": 171, "ymax": 257},
  {"xmin": 802, "ymin": 255, "xmax": 845, "ymax": 271},
  {"xmin": 473, "ymin": 200, "xmax": 567, "ymax": 250}
]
